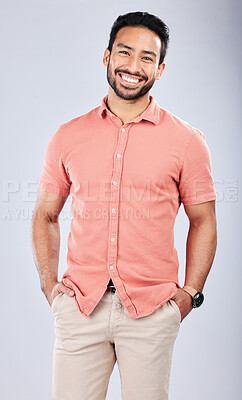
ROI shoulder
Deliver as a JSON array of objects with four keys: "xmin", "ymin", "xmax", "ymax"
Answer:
[
  {"xmin": 51, "ymin": 106, "xmax": 99, "ymax": 146},
  {"xmin": 157, "ymin": 104, "xmax": 206, "ymax": 142},
  {"xmin": 59, "ymin": 106, "xmax": 99, "ymax": 132}
]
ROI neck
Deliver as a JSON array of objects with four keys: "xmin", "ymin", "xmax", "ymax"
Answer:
[{"xmin": 106, "ymin": 88, "xmax": 151, "ymax": 125}]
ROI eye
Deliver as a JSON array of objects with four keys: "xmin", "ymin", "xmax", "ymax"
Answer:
[
  {"xmin": 119, "ymin": 50, "xmax": 129, "ymax": 55},
  {"xmin": 143, "ymin": 56, "xmax": 153, "ymax": 61}
]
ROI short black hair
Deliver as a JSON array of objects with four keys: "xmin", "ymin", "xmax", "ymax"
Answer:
[{"xmin": 107, "ymin": 11, "xmax": 170, "ymax": 65}]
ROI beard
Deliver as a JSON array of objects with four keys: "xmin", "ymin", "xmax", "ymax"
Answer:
[{"xmin": 106, "ymin": 60, "xmax": 156, "ymax": 101}]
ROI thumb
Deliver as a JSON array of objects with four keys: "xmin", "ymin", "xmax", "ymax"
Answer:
[
  {"xmin": 66, "ymin": 289, "xmax": 75, "ymax": 296},
  {"xmin": 59, "ymin": 282, "xmax": 75, "ymax": 297}
]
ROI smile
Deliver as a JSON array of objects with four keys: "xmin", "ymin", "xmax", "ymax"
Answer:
[{"xmin": 118, "ymin": 73, "xmax": 144, "ymax": 87}]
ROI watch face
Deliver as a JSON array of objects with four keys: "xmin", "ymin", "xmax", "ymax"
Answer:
[{"xmin": 193, "ymin": 292, "xmax": 204, "ymax": 308}]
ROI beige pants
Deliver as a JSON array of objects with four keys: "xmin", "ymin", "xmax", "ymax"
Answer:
[{"xmin": 51, "ymin": 288, "xmax": 181, "ymax": 400}]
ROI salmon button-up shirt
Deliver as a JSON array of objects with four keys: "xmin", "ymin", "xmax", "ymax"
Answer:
[{"xmin": 38, "ymin": 94, "xmax": 216, "ymax": 319}]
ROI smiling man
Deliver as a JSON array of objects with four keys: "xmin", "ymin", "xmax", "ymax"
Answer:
[{"xmin": 31, "ymin": 11, "xmax": 217, "ymax": 400}]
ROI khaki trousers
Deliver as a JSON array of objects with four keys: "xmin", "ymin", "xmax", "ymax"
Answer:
[{"xmin": 51, "ymin": 288, "xmax": 181, "ymax": 400}]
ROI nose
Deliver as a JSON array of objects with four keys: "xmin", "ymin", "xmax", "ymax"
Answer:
[{"xmin": 125, "ymin": 55, "xmax": 142, "ymax": 76}]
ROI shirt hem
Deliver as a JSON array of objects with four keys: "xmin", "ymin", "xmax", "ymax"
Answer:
[
  {"xmin": 181, "ymin": 192, "xmax": 216, "ymax": 205},
  {"xmin": 38, "ymin": 180, "xmax": 70, "ymax": 196},
  {"xmin": 69, "ymin": 282, "xmax": 182, "ymax": 320}
]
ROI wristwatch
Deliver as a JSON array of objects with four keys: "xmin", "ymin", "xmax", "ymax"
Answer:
[{"xmin": 182, "ymin": 285, "xmax": 204, "ymax": 308}]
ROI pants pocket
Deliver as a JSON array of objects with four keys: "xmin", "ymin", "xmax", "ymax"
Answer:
[
  {"xmin": 169, "ymin": 299, "xmax": 181, "ymax": 323},
  {"xmin": 51, "ymin": 292, "xmax": 64, "ymax": 312}
]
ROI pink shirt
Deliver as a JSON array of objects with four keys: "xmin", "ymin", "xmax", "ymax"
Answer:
[{"xmin": 38, "ymin": 94, "xmax": 216, "ymax": 319}]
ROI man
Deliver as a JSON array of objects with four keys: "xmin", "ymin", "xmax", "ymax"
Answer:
[{"xmin": 31, "ymin": 11, "xmax": 217, "ymax": 400}]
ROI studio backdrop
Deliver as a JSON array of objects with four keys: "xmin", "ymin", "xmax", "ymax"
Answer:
[{"xmin": 0, "ymin": 0, "xmax": 241, "ymax": 399}]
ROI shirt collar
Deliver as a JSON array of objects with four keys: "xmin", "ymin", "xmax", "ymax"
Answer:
[{"xmin": 98, "ymin": 94, "xmax": 160, "ymax": 125}]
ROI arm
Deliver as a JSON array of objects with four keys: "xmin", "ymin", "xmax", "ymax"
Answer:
[
  {"xmin": 183, "ymin": 199, "xmax": 217, "ymax": 292},
  {"xmin": 171, "ymin": 200, "xmax": 217, "ymax": 321},
  {"xmin": 30, "ymin": 187, "xmax": 74, "ymax": 306}
]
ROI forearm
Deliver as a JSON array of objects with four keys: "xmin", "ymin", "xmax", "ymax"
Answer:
[
  {"xmin": 31, "ymin": 212, "xmax": 60, "ymax": 297},
  {"xmin": 184, "ymin": 218, "xmax": 217, "ymax": 292}
]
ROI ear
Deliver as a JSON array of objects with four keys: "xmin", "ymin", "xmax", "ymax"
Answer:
[
  {"xmin": 103, "ymin": 48, "xmax": 110, "ymax": 67},
  {"xmin": 155, "ymin": 62, "xmax": 166, "ymax": 81}
]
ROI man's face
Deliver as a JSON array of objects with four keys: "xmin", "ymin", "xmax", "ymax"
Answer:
[{"xmin": 103, "ymin": 26, "xmax": 165, "ymax": 101}]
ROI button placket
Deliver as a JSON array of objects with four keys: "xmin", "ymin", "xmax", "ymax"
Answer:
[{"xmin": 107, "ymin": 125, "xmax": 129, "ymax": 279}]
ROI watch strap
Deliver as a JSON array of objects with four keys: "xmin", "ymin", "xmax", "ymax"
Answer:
[{"xmin": 182, "ymin": 285, "xmax": 198, "ymax": 297}]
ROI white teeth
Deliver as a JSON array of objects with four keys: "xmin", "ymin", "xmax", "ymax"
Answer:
[{"xmin": 121, "ymin": 74, "xmax": 139, "ymax": 83}]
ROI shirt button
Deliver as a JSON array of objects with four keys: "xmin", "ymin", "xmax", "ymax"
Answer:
[
  {"xmin": 110, "ymin": 237, "xmax": 115, "ymax": 242},
  {"xmin": 113, "ymin": 180, "xmax": 118, "ymax": 185},
  {"xmin": 121, "ymin": 128, "xmax": 125, "ymax": 132},
  {"xmin": 111, "ymin": 208, "xmax": 116, "ymax": 213},
  {"xmin": 116, "ymin": 153, "xmax": 121, "ymax": 158},
  {"xmin": 110, "ymin": 265, "xmax": 114, "ymax": 270}
]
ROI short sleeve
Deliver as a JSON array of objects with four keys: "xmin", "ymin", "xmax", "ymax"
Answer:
[
  {"xmin": 179, "ymin": 129, "xmax": 216, "ymax": 205},
  {"xmin": 38, "ymin": 125, "xmax": 71, "ymax": 196}
]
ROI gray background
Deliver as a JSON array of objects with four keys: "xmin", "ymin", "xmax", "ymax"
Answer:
[{"xmin": 1, "ymin": 0, "xmax": 241, "ymax": 399}]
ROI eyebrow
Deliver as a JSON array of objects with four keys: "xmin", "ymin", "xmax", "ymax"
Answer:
[{"xmin": 116, "ymin": 43, "xmax": 157, "ymax": 58}]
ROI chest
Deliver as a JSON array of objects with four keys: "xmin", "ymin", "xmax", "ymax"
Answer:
[{"xmin": 65, "ymin": 125, "xmax": 182, "ymax": 199}]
